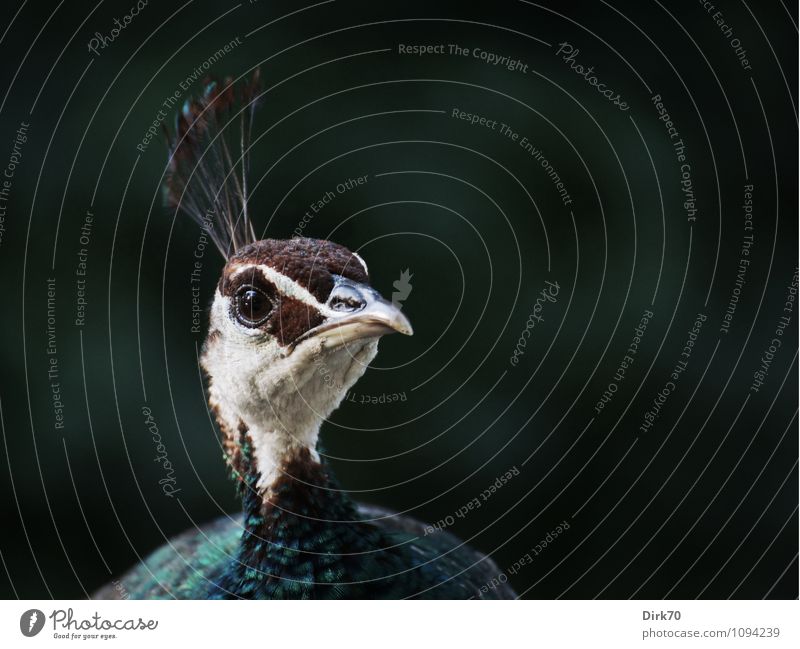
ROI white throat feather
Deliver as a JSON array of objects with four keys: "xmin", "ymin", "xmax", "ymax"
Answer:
[{"xmin": 202, "ymin": 288, "xmax": 379, "ymax": 495}]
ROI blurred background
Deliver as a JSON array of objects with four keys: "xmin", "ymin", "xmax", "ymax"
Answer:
[{"xmin": 0, "ymin": 0, "xmax": 796, "ymax": 599}]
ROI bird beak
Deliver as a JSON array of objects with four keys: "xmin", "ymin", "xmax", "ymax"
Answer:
[
  {"xmin": 342, "ymin": 290, "xmax": 414, "ymax": 337},
  {"xmin": 290, "ymin": 279, "xmax": 413, "ymax": 351}
]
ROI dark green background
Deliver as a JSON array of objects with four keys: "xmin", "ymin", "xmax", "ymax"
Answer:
[{"xmin": 0, "ymin": 0, "xmax": 796, "ymax": 598}]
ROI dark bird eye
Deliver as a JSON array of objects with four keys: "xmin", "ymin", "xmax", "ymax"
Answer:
[
  {"xmin": 330, "ymin": 296, "xmax": 364, "ymax": 312},
  {"xmin": 235, "ymin": 287, "xmax": 273, "ymax": 326},
  {"xmin": 329, "ymin": 285, "xmax": 366, "ymax": 313}
]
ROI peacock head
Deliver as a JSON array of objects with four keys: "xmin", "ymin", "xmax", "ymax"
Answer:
[
  {"xmin": 200, "ymin": 237, "xmax": 412, "ymax": 492},
  {"xmin": 163, "ymin": 71, "xmax": 412, "ymax": 494}
]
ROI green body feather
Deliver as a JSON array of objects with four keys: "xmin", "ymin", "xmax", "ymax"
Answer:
[{"xmin": 99, "ymin": 454, "xmax": 515, "ymax": 600}]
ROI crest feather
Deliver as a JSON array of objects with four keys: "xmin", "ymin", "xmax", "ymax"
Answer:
[{"xmin": 164, "ymin": 69, "xmax": 262, "ymax": 258}]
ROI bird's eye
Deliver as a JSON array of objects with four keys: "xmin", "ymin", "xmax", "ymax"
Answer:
[
  {"xmin": 328, "ymin": 284, "xmax": 366, "ymax": 313},
  {"xmin": 235, "ymin": 286, "xmax": 273, "ymax": 326}
]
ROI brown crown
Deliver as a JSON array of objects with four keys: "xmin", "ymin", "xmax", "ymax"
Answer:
[{"xmin": 220, "ymin": 237, "xmax": 369, "ymax": 302}]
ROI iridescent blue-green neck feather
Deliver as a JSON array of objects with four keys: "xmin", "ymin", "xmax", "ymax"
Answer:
[
  {"xmin": 102, "ymin": 431, "xmax": 516, "ymax": 599},
  {"xmin": 211, "ymin": 443, "xmax": 400, "ymax": 599}
]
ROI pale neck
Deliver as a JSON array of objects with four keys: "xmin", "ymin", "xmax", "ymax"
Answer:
[
  {"xmin": 246, "ymin": 420, "xmax": 322, "ymax": 496},
  {"xmin": 204, "ymin": 338, "xmax": 380, "ymax": 499}
]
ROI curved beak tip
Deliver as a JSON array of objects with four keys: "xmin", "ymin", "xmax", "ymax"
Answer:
[
  {"xmin": 382, "ymin": 302, "xmax": 413, "ymax": 336},
  {"xmin": 395, "ymin": 316, "xmax": 413, "ymax": 336},
  {"xmin": 293, "ymin": 280, "xmax": 415, "ymax": 349}
]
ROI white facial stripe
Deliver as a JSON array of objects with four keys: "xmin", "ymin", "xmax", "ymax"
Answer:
[
  {"xmin": 352, "ymin": 251, "xmax": 369, "ymax": 274},
  {"xmin": 231, "ymin": 264, "xmax": 324, "ymax": 309},
  {"xmin": 231, "ymin": 263, "xmax": 366, "ymax": 321}
]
